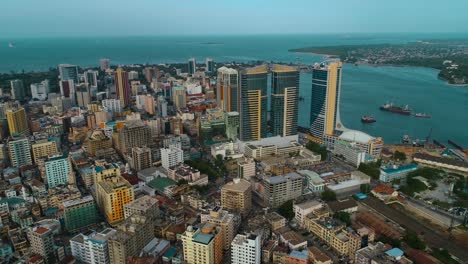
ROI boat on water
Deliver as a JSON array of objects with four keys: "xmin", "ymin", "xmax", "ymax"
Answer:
[
  {"xmin": 361, "ymin": 115, "xmax": 376, "ymax": 123},
  {"xmin": 8, "ymin": 42, "xmax": 14, "ymax": 48},
  {"xmin": 380, "ymin": 103, "xmax": 411, "ymax": 115},
  {"xmin": 402, "ymin": 135, "xmax": 411, "ymax": 144},
  {"xmin": 414, "ymin": 113, "xmax": 431, "ymax": 118}
]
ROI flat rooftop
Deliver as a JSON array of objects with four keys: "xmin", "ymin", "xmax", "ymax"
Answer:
[{"xmin": 222, "ymin": 179, "xmax": 251, "ymax": 192}]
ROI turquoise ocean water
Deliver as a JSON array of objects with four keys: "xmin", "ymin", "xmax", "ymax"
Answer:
[{"xmin": 1, "ymin": 34, "xmax": 467, "ymax": 146}]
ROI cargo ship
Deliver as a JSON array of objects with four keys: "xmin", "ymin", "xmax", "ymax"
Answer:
[
  {"xmin": 361, "ymin": 116, "xmax": 376, "ymax": 123},
  {"xmin": 380, "ymin": 103, "xmax": 411, "ymax": 115},
  {"xmin": 414, "ymin": 113, "xmax": 431, "ymax": 118}
]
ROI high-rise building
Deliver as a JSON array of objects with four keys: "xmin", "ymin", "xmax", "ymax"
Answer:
[
  {"xmin": 239, "ymin": 65, "xmax": 268, "ymax": 141},
  {"xmin": 188, "ymin": 58, "xmax": 196, "ymax": 76},
  {"xmin": 60, "ymin": 79, "xmax": 75, "ymax": 98},
  {"xmin": 131, "ymin": 147, "xmax": 152, "ymax": 171},
  {"xmin": 117, "ymin": 120, "xmax": 152, "ymax": 153},
  {"xmin": 58, "ymin": 64, "xmax": 79, "ymax": 83},
  {"xmin": 271, "ymin": 65, "xmax": 300, "ymax": 137},
  {"xmin": 160, "ymin": 146, "xmax": 184, "ymax": 170},
  {"xmin": 102, "ymin": 98, "xmax": 122, "ymax": 113},
  {"xmin": 108, "ymin": 213, "xmax": 155, "ymax": 264},
  {"xmin": 181, "ymin": 224, "xmax": 223, "ymax": 264},
  {"xmin": 30, "ymin": 80, "xmax": 50, "ymax": 101},
  {"xmin": 310, "ymin": 61, "xmax": 343, "ymax": 142},
  {"xmin": 172, "ymin": 86, "xmax": 187, "ymax": 109},
  {"xmin": 231, "ymin": 234, "xmax": 261, "ymax": 264},
  {"xmin": 123, "ymin": 195, "xmax": 159, "ymax": 220},
  {"xmin": 10, "ymin": 80, "xmax": 25, "ymax": 101},
  {"xmin": 45, "ymin": 153, "xmax": 74, "ymax": 188},
  {"xmin": 221, "ymin": 178, "xmax": 252, "ymax": 215},
  {"xmin": 200, "ymin": 208, "xmax": 236, "ymax": 251},
  {"xmin": 8, "ymin": 136, "xmax": 32, "ymax": 168},
  {"xmin": 100, "ymin": 58, "xmax": 110, "ymax": 71},
  {"xmin": 84, "ymin": 70, "xmax": 98, "ymax": 87},
  {"xmin": 237, "ymin": 158, "xmax": 255, "ymax": 180},
  {"xmin": 206, "ymin": 58, "xmax": 214, "ymax": 73},
  {"xmin": 6, "ymin": 107, "xmax": 29, "ymax": 136},
  {"xmin": 63, "ymin": 195, "xmax": 100, "ymax": 233},
  {"xmin": 216, "ymin": 67, "xmax": 239, "ymax": 112},
  {"xmin": 144, "ymin": 67, "xmax": 159, "ymax": 83},
  {"xmin": 96, "ymin": 175, "xmax": 134, "ymax": 225},
  {"xmin": 76, "ymin": 84, "xmax": 91, "ymax": 108},
  {"xmin": 27, "ymin": 226, "xmax": 55, "ymax": 264},
  {"xmin": 263, "ymin": 172, "xmax": 303, "ymax": 208},
  {"xmin": 115, "ymin": 67, "xmax": 131, "ymax": 107},
  {"xmin": 32, "ymin": 140, "xmax": 58, "ymax": 163},
  {"xmin": 225, "ymin": 112, "xmax": 240, "ymax": 141},
  {"xmin": 70, "ymin": 228, "xmax": 116, "ymax": 264}
]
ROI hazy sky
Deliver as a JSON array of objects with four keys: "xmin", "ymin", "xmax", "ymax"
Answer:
[{"xmin": 2, "ymin": 0, "xmax": 468, "ymax": 37}]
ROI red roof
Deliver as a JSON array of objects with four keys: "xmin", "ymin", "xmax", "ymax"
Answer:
[
  {"xmin": 372, "ymin": 184, "xmax": 396, "ymax": 195},
  {"xmin": 406, "ymin": 249, "xmax": 441, "ymax": 264},
  {"xmin": 34, "ymin": 227, "xmax": 50, "ymax": 234}
]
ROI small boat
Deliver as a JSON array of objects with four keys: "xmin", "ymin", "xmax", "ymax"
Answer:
[
  {"xmin": 402, "ymin": 135, "xmax": 411, "ymax": 144},
  {"xmin": 8, "ymin": 42, "xmax": 14, "ymax": 48},
  {"xmin": 414, "ymin": 113, "xmax": 431, "ymax": 118},
  {"xmin": 361, "ymin": 115, "xmax": 376, "ymax": 123}
]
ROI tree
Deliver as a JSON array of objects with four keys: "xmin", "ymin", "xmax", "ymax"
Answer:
[
  {"xmin": 334, "ymin": 212, "xmax": 351, "ymax": 226},
  {"xmin": 360, "ymin": 184, "xmax": 370, "ymax": 194},
  {"xmin": 358, "ymin": 162, "xmax": 380, "ymax": 179},
  {"xmin": 306, "ymin": 141, "xmax": 328, "ymax": 161},
  {"xmin": 177, "ymin": 179, "xmax": 188, "ymax": 186},
  {"xmin": 321, "ymin": 190, "xmax": 337, "ymax": 201},
  {"xmin": 393, "ymin": 151, "xmax": 407, "ymax": 161},
  {"xmin": 403, "ymin": 231, "xmax": 426, "ymax": 250},
  {"xmin": 278, "ymin": 200, "xmax": 295, "ymax": 220}
]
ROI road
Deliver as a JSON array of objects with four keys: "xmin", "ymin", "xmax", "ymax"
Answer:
[{"xmin": 361, "ymin": 196, "xmax": 468, "ymax": 262}]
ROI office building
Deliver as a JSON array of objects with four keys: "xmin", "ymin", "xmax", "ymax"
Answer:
[
  {"xmin": 83, "ymin": 130, "xmax": 112, "ymax": 157},
  {"xmin": 160, "ymin": 146, "xmax": 184, "ymax": 170},
  {"xmin": 206, "ymin": 58, "xmax": 214, "ymax": 73},
  {"xmin": 380, "ymin": 163, "xmax": 418, "ymax": 183},
  {"xmin": 263, "ymin": 172, "xmax": 303, "ymax": 208},
  {"xmin": 217, "ymin": 67, "xmax": 239, "ymax": 112},
  {"xmin": 200, "ymin": 208, "xmax": 235, "ymax": 251},
  {"xmin": 45, "ymin": 153, "xmax": 74, "ymax": 188},
  {"xmin": 293, "ymin": 200, "xmax": 323, "ymax": 228},
  {"xmin": 84, "ymin": 70, "xmax": 98, "ymax": 87},
  {"xmin": 144, "ymin": 67, "xmax": 159, "ymax": 83},
  {"xmin": 100, "ymin": 58, "xmax": 110, "ymax": 71},
  {"xmin": 108, "ymin": 213, "xmax": 155, "ymax": 264},
  {"xmin": 124, "ymin": 195, "xmax": 159, "ymax": 219},
  {"xmin": 117, "ymin": 120, "xmax": 152, "ymax": 153},
  {"xmin": 10, "ymin": 79, "xmax": 25, "ymax": 100},
  {"xmin": 225, "ymin": 111, "xmax": 240, "ymax": 141},
  {"xmin": 8, "ymin": 136, "xmax": 32, "ymax": 168},
  {"xmin": 237, "ymin": 158, "xmax": 255, "ymax": 179},
  {"xmin": 102, "ymin": 98, "xmax": 122, "ymax": 113},
  {"xmin": 172, "ymin": 86, "xmax": 187, "ymax": 109},
  {"xmin": 76, "ymin": 84, "xmax": 91, "ymax": 108},
  {"xmin": 96, "ymin": 175, "xmax": 135, "ymax": 225},
  {"xmin": 115, "ymin": 67, "xmax": 131, "ymax": 107},
  {"xmin": 231, "ymin": 234, "xmax": 261, "ymax": 264},
  {"xmin": 32, "ymin": 140, "xmax": 58, "ymax": 163},
  {"xmin": 271, "ymin": 64, "xmax": 300, "ymax": 137},
  {"xmin": 310, "ymin": 61, "xmax": 343, "ymax": 142},
  {"xmin": 58, "ymin": 64, "xmax": 79, "ymax": 83},
  {"xmin": 6, "ymin": 107, "xmax": 29, "ymax": 136},
  {"xmin": 70, "ymin": 228, "xmax": 116, "ymax": 264},
  {"xmin": 181, "ymin": 225, "xmax": 223, "ymax": 264},
  {"xmin": 60, "ymin": 79, "xmax": 75, "ymax": 98},
  {"xmin": 27, "ymin": 226, "xmax": 55, "ymax": 264},
  {"xmin": 131, "ymin": 147, "xmax": 152, "ymax": 171},
  {"xmin": 221, "ymin": 178, "xmax": 252, "ymax": 215},
  {"xmin": 188, "ymin": 58, "xmax": 196, "ymax": 75},
  {"xmin": 239, "ymin": 65, "xmax": 268, "ymax": 141},
  {"xmin": 63, "ymin": 195, "xmax": 100, "ymax": 233}
]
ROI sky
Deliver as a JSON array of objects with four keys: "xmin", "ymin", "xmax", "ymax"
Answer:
[{"xmin": 2, "ymin": 0, "xmax": 468, "ymax": 38}]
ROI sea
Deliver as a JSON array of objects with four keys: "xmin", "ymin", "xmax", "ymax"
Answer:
[{"xmin": 1, "ymin": 33, "xmax": 467, "ymax": 146}]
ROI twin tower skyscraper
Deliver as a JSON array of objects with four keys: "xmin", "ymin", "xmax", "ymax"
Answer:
[
  {"xmin": 217, "ymin": 60, "xmax": 343, "ymax": 143},
  {"xmin": 217, "ymin": 64, "xmax": 300, "ymax": 141}
]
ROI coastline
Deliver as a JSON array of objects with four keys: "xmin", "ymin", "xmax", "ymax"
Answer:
[{"xmin": 290, "ymin": 50, "xmax": 468, "ymax": 87}]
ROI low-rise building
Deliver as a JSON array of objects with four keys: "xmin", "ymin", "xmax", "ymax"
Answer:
[
  {"xmin": 70, "ymin": 228, "xmax": 117, "ymax": 264},
  {"xmin": 298, "ymin": 170, "xmax": 325, "ymax": 193},
  {"xmin": 294, "ymin": 200, "xmax": 323, "ymax": 227},
  {"xmin": 221, "ymin": 178, "xmax": 252, "ymax": 215},
  {"xmin": 231, "ymin": 234, "xmax": 261, "ymax": 264},
  {"xmin": 263, "ymin": 172, "xmax": 303, "ymax": 208},
  {"xmin": 379, "ymin": 163, "xmax": 418, "ymax": 183}
]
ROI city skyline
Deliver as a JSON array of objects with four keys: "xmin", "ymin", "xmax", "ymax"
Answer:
[{"xmin": 2, "ymin": 0, "xmax": 468, "ymax": 38}]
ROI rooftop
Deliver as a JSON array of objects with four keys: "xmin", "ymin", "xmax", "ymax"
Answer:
[
  {"xmin": 63, "ymin": 195, "xmax": 94, "ymax": 208},
  {"xmin": 339, "ymin": 129, "xmax": 375, "ymax": 144},
  {"xmin": 265, "ymin": 172, "xmax": 303, "ymax": 184},
  {"xmin": 414, "ymin": 152, "xmax": 468, "ymax": 168},
  {"xmin": 381, "ymin": 164, "xmax": 418, "ymax": 174},
  {"xmin": 272, "ymin": 64, "xmax": 298, "ymax": 73},
  {"xmin": 327, "ymin": 199, "xmax": 358, "ymax": 212},
  {"xmin": 148, "ymin": 177, "xmax": 177, "ymax": 192},
  {"xmin": 124, "ymin": 195, "xmax": 158, "ymax": 211},
  {"xmin": 295, "ymin": 200, "xmax": 322, "ymax": 210},
  {"xmin": 222, "ymin": 178, "xmax": 251, "ymax": 192},
  {"xmin": 193, "ymin": 232, "xmax": 214, "ymax": 245}
]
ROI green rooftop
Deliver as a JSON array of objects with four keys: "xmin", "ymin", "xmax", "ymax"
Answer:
[
  {"xmin": 194, "ymin": 232, "xmax": 214, "ymax": 245},
  {"xmin": 148, "ymin": 177, "xmax": 177, "ymax": 192}
]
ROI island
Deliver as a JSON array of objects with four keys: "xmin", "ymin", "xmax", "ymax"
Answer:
[{"xmin": 290, "ymin": 39, "xmax": 468, "ymax": 85}]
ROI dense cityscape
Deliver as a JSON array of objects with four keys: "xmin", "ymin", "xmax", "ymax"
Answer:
[{"xmin": 0, "ymin": 54, "xmax": 465, "ymax": 264}]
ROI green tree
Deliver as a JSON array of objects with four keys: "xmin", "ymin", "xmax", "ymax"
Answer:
[
  {"xmin": 358, "ymin": 162, "xmax": 381, "ymax": 179},
  {"xmin": 321, "ymin": 190, "xmax": 337, "ymax": 201},
  {"xmin": 360, "ymin": 184, "xmax": 371, "ymax": 194},
  {"xmin": 277, "ymin": 200, "xmax": 295, "ymax": 220},
  {"xmin": 378, "ymin": 235, "xmax": 401, "ymax": 248},
  {"xmin": 306, "ymin": 141, "xmax": 328, "ymax": 161},
  {"xmin": 403, "ymin": 231, "xmax": 426, "ymax": 250},
  {"xmin": 177, "ymin": 179, "xmax": 188, "ymax": 186},
  {"xmin": 393, "ymin": 151, "xmax": 407, "ymax": 161},
  {"xmin": 334, "ymin": 212, "xmax": 351, "ymax": 226}
]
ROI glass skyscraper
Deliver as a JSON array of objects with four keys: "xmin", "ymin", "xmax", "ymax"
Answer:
[
  {"xmin": 310, "ymin": 60, "xmax": 343, "ymax": 142},
  {"xmin": 217, "ymin": 67, "xmax": 239, "ymax": 112},
  {"xmin": 271, "ymin": 65, "xmax": 300, "ymax": 137},
  {"xmin": 239, "ymin": 65, "xmax": 268, "ymax": 141}
]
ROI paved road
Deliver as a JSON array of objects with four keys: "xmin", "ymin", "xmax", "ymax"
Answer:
[{"xmin": 361, "ymin": 196, "xmax": 468, "ymax": 262}]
